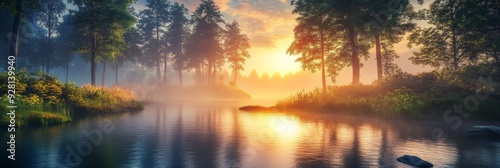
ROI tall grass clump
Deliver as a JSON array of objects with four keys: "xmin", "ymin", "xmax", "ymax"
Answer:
[{"xmin": 74, "ymin": 84, "xmax": 143, "ymax": 112}]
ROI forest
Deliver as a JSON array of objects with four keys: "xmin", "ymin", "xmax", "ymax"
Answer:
[
  {"xmin": 0, "ymin": 0, "xmax": 253, "ymax": 126},
  {"xmin": 1, "ymin": 0, "xmax": 500, "ymax": 126},
  {"xmin": 278, "ymin": 0, "xmax": 500, "ymax": 119},
  {"xmin": 1, "ymin": 0, "xmax": 251, "ymax": 86},
  {"xmin": 2, "ymin": 1, "xmax": 500, "ymax": 167}
]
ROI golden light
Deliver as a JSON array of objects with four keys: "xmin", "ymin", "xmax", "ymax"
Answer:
[
  {"xmin": 269, "ymin": 53, "xmax": 302, "ymax": 76},
  {"xmin": 244, "ymin": 37, "xmax": 302, "ymax": 76},
  {"xmin": 268, "ymin": 115, "xmax": 301, "ymax": 138},
  {"xmin": 268, "ymin": 38, "xmax": 302, "ymax": 75}
]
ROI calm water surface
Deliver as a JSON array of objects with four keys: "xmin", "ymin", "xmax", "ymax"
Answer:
[{"xmin": 2, "ymin": 100, "xmax": 500, "ymax": 168}]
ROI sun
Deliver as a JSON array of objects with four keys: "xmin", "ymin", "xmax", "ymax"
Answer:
[
  {"xmin": 243, "ymin": 37, "xmax": 302, "ymax": 76},
  {"xmin": 269, "ymin": 53, "xmax": 302, "ymax": 75},
  {"xmin": 268, "ymin": 38, "xmax": 302, "ymax": 75}
]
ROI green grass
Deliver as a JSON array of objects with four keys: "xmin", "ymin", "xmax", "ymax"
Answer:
[
  {"xmin": 73, "ymin": 85, "xmax": 145, "ymax": 113},
  {"xmin": 0, "ymin": 99, "xmax": 71, "ymax": 126},
  {"xmin": 276, "ymin": 70, "xmax": 500, "ymax": 119},
  {"xmin": 28, "ymin": 111, "xmax": 71, "ymax": 126}
]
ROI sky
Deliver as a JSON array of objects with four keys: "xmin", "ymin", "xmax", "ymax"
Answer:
[{"xmin": 133, "ymin": 0, "xmax": 435, "ymax": 85}]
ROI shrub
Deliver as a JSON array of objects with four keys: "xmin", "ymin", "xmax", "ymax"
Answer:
[
  {"xmin": 63, "ymin": 82, "xmax": 84, "ymax": 105},
  {"xmin": 370, "ymin": 87, "xmax": 426, "ymax": 117},
  {"xmin": 30, "ymin": 74, "xmax": 64, "ymax": 104}
]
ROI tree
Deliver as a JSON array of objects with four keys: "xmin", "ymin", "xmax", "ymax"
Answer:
[
  {"xmin": 34, "ymin": 0, "xmax": 66, "ymax": 73},
  {"xmin": 187, "ymin": 0, "xmax": 224, "ymax": 85},
  {"xmin": 1, "ymin": 0, "xmax": 38, "ymax": 71},
  {"xmin": 291, "ymin": 0, "xmax": 373, "ymax": 86},
  {"xmin": 364, "ymin": 0, "xmax": 417, "ymax": 82},
  {"xmin": 167, "ymin": 2, "xmax": 190, "ymax": 86},
  {"xmin": 115, "ymin": 27, "xmax": 142, "ymax": 85},
  {"xmin": 99, "ymin": 20, "xmax": 130, "ymax": 86},
  {"xmin": 16, "ymin": 7, "xmax": 47, "ymax": 72},
  {"xmin": 0, "ymin": 11, "xmax": 14, "ymax": 67},
  {"xmin": 70, "ymin": 0, "xmax": 135, "ymax": 85},
  {"xmin": 407, "ymin": 0, "xmax": 471, "ymax": 71},
  {"xmin": 55, "ymin": 13, "xmax": 76, "ymax": 83},
  {"xmin": 224, "ymin": 21, "xmax": 250, "ymax": 85},
  {"xmin": 288, "ymin": 0, "xmax": 340, "ymax": 94},
  {"xmin": 325, "ymin": 0, "xmax": 371, "ymax": 86},
  {"xmin": 137, "ymin": 0, "xmax": 170, "ymax": 80},
  {"xmin": 455, "ymin": 0, "xmax": 500, "ymax": 67}
]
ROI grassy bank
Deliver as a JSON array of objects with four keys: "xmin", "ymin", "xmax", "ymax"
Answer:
[
  {"xmin": 0, "ymin": 69, "xmax": 144, "ymax": 126},
  {"xmin": 0, "ymin": 99, "xmax": 71, "ymax": 126},
  {"xmin": 71, "ymin": 84, "xmax": 144, "ymax": 113},
  {"xmin": 276, "ymin": 66, "xmax": 500, "ymax": 119}
]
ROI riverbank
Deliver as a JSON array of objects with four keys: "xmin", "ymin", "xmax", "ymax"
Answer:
[
  {"xmin": 274, "ymin": 70, "xmax": 500, "ymax": 120},
  {"xmin": 0, "ymin": 70, "xmax": 145, "ymax": 126}
]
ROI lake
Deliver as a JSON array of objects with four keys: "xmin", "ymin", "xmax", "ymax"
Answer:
[{"xmin": 2, "ymin": 100, "xmax": 500, "ymax": 168}]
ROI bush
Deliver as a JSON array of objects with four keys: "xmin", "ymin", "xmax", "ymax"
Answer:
[
  {"xmin": 276, "ymin": 64, "xmax": 500, "ymax": 119},
  {"xmin": 63, "ymin": 82, "xmax": 84, "ymax": 105},
  {"xmin": 370, "ymin": 87, "xmax": 426, "ymax": 117}
]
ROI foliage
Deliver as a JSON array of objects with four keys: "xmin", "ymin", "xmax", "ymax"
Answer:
[
  {"xmin": 167, "ymin": 2, "xmax": 190, "ymax": 85},
  {"xmin": 32, "ymin": 0, "xmax": 66, "ymax": 73},
  {"xmin": 80, "ymin": 84, "xmax": 134, "ymax": 105},
  {"xmin": 277, "ymin": 66, "xmax": 500, "ymax": 119},
  {"xmin": 30, "ymin": 74, "xmax": 64, "ymax": 104},
  {"xmin": 137, "ymin": 0, "xmax": 170, "ymax": 78},
  {"xmin": 63, "ymin": 82, "xmax": 84, "ymax": 105},
  {"xmin": 224, "ymin": 21, "xmax": 250, "ymax": 84},
  {"xmin": 0, "ymin": 71, "xmax": 143, "ymax": 126},
  {"xmin": 70, "ymin": 0, "xmax": 136, "ymax": 85},
  {"xmin": 186, "ymin": 0, "xmax": 225, "ymax": 84},
  {"xmin": 408, "ymin": 0, "xmax": 500, "ymax": 70},
  {"xmin": 28, "ymin": 111, "xmax": 71, "ymax": 126},
  {"xmin": 288, "ymin": 0, "xmax": 343, "ymax": 91}
]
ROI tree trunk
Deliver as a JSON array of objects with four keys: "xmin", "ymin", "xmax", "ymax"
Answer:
[
  {"xmin": 157, "ymin": 53, "xmax": 161, "ymax": 80},
  {"xmin": 90, "ymin": 2, "xmax": 97, "ymax": 86},
  {"xmin": 46, "ymin": 5, "xmax": 52, "ymax": 74},
  {"xmin": 178, "ymin": 70, "xmax": 183, "ymax": 87},
  {"xmin": 200, "ymin": 62, "xmax": 205, "ymax": 84},
  {"xmin": 156, "ymin": 19, "xmax": 161, "ymax": 80},
  {"xmin": 213, "ymin": 64, "xmax": 217, "ymax": 84},
  {"xmin": 375, "ymin": 34, "xmax": 382, "ymax": 83},
  {"xmin": 65, "ymin": 60, "xmax": 69, "ymax": 84},
  {"xmin": 164, "ymin": 51, "xmax": 168, "ymax": 82},
  {"xmin": 101, "ymin": 62, "xmax": 106, "ymax": 86},
  {"xmin": 450, "ymin": 1, "xmax": 459, "ymax": 70},
  {"xmin": 452, "ymin": 33, "xmax": 458, "ymax": 70},
  {"xmin": 115, "ymin": 63, "xmax": 118, "ymax": 86},
  {"xmin": 233, "ymin": 69, "xmax": 237, "ymax": 84},
  {"xmin": 6, "ymin": 0, "xmax": 22, "ymax": 71},
  {"xmin": 91, "ymin": 34, "xmax": 96, "ymax": 85},
  {"xmin": 320, "ymin": 28, "xmax": 326, "ymax": 94},
  {"xmin": 208, "ymin": 60, "xmax": 212, "ymax": 85},
  {"xmin": 349, "ymin": 27, "xmax": 360, "ymax": 86}
]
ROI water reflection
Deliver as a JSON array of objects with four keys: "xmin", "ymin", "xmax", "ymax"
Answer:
[{"xmin": 2, "ymin": 103, "xmax": 500, "ymax": 168}]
